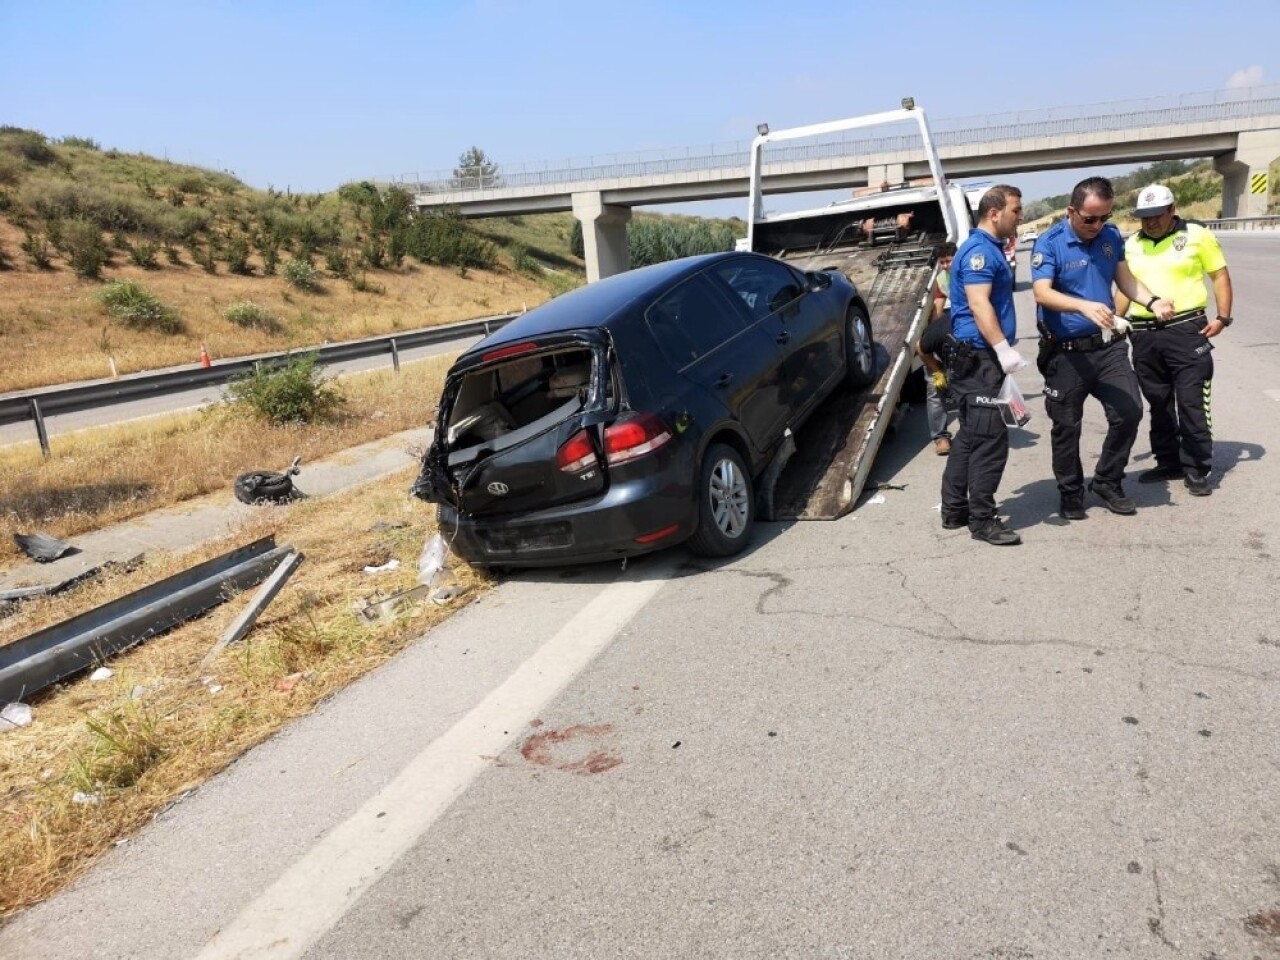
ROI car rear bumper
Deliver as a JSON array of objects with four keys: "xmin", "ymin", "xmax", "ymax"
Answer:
[{"xmin": 437, "ymin": 472, "xmax": 696, "ymax": 568}]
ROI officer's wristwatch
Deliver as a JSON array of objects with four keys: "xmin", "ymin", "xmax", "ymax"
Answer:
[
  {"xmin": 1216, "ymin": 315, "xmax": 1234, "ymax": 327},
  {"xmin": 1145, "ymin": 296, "xmax": 1159, "ymax": 310}
]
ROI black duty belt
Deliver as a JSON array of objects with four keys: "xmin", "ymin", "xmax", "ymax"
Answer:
[
  {"xmin": 1127, "ymin": 309, "xmax": 1206, "ymax": 332},
  {"xmin": 1055, "ymin": 330, "xmax": 1130, "ymax": 353}
]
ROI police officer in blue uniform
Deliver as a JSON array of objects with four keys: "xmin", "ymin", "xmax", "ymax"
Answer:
[
  {"xmin": 940, "ymin": 184, "xmax": 1025, "ymax": 546},
  {"xmin": 1031, "ymin": 176, "xmax": 1173, "ymax": 520}
]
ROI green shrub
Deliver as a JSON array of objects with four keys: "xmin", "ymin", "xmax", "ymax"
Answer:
[
  {"xmin": 99, "ymin": 281, "xmax": 182, "ymax": 333},
  {"xmin": 165, "ymin": 243, "xmax": 182, "ymax": 265},
  {"xmin": 0, "ymin": 153, "xmax": 20, "ymax": 186},
  {"xmin": 407, "ymin": 210, "xmax": 496, "ymax": 270},
  {"xmin": 348, "ymin": 271, "xmax": 385, "ymax": 294},
  {"xmin": 4, "ymin": 130, "xmax": 57, "ymax": 165},
  {"xmin": 511, "ymin": 244, "xmax": 540, "ymax": 274},
  {"xmin": 224, "ymin": 233, "xmax": 252, "ymax": 275},
  {"xmin": 129, "ymin": 240, "xmax": 160, "ymax": 269},
  {"xmin": 21, "ymin": 231, "xmax": 52, "ymax": 269},
  {"xmin": 60, "ymin": 135, "xmax": 100, "ymax": 150},
  {"xmin": 228, "ymin": 352, "xmax": 344, "ymax": 425},
  {"xmin": 224, "ymin": 300, "xmax": 281, "ymax": 332},
  {"xmin": 64, "ymin": 219, "xmax": 111, "ymax": 278},
  {"xmin": 283, "ymin": 257, "xmax": 319, "ymax": 291},
  {"xmin": 361, "ymin": 234, "xmax": 386, "ymax": 270},
  {"xmin": 255, "ymin": 231, "xmax": 281, "ymax": 276},
  {"xmin": 627, "ymin": 218, "xmax": 739, "ymax": 268},
  {"xmin": 190, "ymin": 236, "xmax": 217, "ymax": 274},
  {"xmin": 324, "ymin": 247, "xmax": 350, "ymax": 278}
]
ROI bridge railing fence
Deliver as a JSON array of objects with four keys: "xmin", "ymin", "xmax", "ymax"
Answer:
[{"xmin": 387, "ymin": 84, "xmax": 1280, "ymax": 200}]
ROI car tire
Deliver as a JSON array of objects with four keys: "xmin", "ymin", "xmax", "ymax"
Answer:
[
  {"xmin": 687, "ymin": 443, "xmax": 754, "ymax": 558},
  {"xmin": 234, "ymin": 470, "xmax": 295, "ymax": 504},
  {"xmin": 844, "ymin": 303, "xmax": 876, "ymax": 388}
]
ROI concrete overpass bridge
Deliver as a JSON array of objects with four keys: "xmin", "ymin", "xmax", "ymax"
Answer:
[{"xmin": 391, "ymin": 85, "xmax": 1280, "ymax": 280}]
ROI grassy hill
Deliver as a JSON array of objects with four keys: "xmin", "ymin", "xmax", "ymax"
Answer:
[
  {"xmin": 1021, "ymin": 156, "xmax": 1280, "ymax": 234},
  {"xmin": 0, "ymin": 128, "xmax": 591, "ymax": 393}
]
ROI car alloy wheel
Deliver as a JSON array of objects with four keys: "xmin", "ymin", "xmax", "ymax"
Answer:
[
  {"xmin": 687, "ymin": 443, "xmax": 754, "ymax": 557},
  {"xmin": 845, "ymin": 305, "xmax": 876, "ymax": 388},
  {"xmin": 709, "ymin": 454, "xmax": 750, "ymax": 539}
]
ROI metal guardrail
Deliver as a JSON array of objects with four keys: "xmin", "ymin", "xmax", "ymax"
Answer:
[
  {"xmin": 0, "ymin": 537, "xmax": 289, "ymax": 705},
  {"xmin": 1201, "ymin": 215, "xmax": 1280, "ymax": 230},
  {"xmin": 388, "ymin": 83, "xmax": 1280, "ymax": 198},
  {"xmin": 0, "ymin": 313, "xmax": 517, "ymax": 453}
]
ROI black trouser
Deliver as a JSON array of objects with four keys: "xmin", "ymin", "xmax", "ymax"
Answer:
[
  {"xmin": 1130, "ymin": 317, "xmax": 1215, "ymax": 476},
  {"xmin": 941, "ymin": 351, "xmax": 1008, "ymax": 527},
  {"xmin": 1042, "ymin": 337, "xmax": 1143, "ymax": 501}
]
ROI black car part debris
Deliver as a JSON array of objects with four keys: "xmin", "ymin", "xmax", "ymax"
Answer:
[
  {"xmin": 0, "ymin": 554, "xmax": 145, "ymax": 614},
  {"xmin": 0, "ymin": 536, "xmax": 292, "ymax": 705},
  {"xmin": 13, "ymin": 532, "xmax": 76, "ymax": 563},
  {"xmin": 235, "ymin": 456, "xmax": 303, "ymax": 505}
]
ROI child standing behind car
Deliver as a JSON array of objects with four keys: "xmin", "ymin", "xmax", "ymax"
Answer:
[{"xmin": 920, "ymin": 243, "xmax": 957, "ymax": 455}]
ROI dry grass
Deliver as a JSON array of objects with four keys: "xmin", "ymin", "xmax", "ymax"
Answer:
[
  {"xmin": 0, "ymin": 468, "xmax": 491, "ymax": 919},
  {"xmin": 0, "ymin": 354, "xmax": 455, "ymax": 568},
  {"xmin": 0, "ymin": 216, "xmax": 556, "ymax": 392}
]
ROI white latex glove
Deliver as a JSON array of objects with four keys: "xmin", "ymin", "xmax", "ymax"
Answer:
[
  {"xmin": 992, "ymin": 340, "xmax": 1025, "ymax": 374},
  {"xmin": 1099, "ymin": 315, "xmax": 1131, "ymax": 345}
]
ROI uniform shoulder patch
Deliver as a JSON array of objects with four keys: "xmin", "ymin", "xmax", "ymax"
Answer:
[
  {"xmin": 1031, "ymin": 252, "xmax": 1044, "ymax": 268},
  {"xmin": 969, "ymin": 253, "xmax": 985, "ymax": 270}
]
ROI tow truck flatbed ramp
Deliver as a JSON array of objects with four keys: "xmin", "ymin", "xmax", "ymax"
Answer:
[
  {"xmin": 744, "ymin": 103, "xmax": 969, "ymax": 521},
  {"xmin": 771, "ymin": 246, "xmax": 936, "ymax": 520}
]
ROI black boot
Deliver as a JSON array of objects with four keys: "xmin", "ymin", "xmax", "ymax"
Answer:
[{"xmin": 1089, "ymin": 480, "xmax": 1136, "ymax": 515}]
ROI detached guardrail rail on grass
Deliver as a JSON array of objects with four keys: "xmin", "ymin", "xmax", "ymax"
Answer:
[{"xmin": 0, "ymin": 313, "xmax": 516, "ymax": 455}]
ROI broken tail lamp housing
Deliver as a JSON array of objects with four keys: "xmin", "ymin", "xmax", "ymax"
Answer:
[{"xmin": 556, "ymin": 414, "xmax": 672, "ymax": 473}]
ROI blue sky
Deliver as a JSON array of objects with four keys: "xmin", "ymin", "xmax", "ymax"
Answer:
[{"xmin": 2, "ymin": 0, "xmax": 1275, "ymax": 212}]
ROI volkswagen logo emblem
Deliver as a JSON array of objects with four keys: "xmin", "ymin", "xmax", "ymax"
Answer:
[{"xmin": 487, "ymin": 481, "xmax": 510, "ymax": 496}]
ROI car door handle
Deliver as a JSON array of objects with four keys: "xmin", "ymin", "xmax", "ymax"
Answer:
[
  {"xmin": 775, "ymin": 331, "xmax": 791, "ymax": 345},
  {"xmin": 713, "ymin": 373, "xmax": 734, "ymax": 389}
]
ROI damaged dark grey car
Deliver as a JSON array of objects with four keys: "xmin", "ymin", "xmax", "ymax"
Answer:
[{"xmin": 413, "ymin": 252, "xmax": 873, "ymax": 568}]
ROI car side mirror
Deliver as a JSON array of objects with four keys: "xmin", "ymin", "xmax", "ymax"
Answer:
[{"xmin": 805, "ymin": 271, "xmax": 833, "ymax": 292}]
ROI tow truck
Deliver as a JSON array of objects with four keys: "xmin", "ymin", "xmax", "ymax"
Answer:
[{"xmin": 745, "ymin": 102, "xmax": 975, "ymax": 519}]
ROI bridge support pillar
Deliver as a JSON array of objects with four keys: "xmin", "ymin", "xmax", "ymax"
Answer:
[
  {"xmin": 572, "ymin": 192, "xmax": 632, "ymax": 283},
  {"xmin": 867, "ymin": 162, "xmax": 905, "ymax": 189},
  {"xmin": 1214, "ymin": 129, "xmax": 1280, "ymax": 218}
]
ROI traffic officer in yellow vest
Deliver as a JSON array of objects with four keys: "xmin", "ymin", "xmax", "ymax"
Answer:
[{"xmin": 1115, "ymin": 184, "xmax": 1234, "ymax": 497}]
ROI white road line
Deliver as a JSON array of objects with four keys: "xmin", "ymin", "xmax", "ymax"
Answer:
[
  {"xmin": 1265, "ymin": 389, "xmax": 1280, "ymax": 403},
  {"xmin": 197, "ymin": 560, "xmax": 674, "ymax": 960}
]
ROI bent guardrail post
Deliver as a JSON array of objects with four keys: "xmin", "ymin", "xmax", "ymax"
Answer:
[
  {"xmin": 200, "ymin": 549, "xmax": 304, "ymax": 666},
  {"xmin": 30, "ymin": 397, "xmax": 50, "ymax": 459},
  {"xmin": 0, "ymin": 536, "xmax": 289, "ymax": 705}
]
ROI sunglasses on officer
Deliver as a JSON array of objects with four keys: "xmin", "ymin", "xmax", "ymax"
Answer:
[{"xmin": 1069, "ymin": 208, "xmax": 1112, "ymax": 225}]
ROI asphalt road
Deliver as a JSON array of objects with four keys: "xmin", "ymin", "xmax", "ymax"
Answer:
[
  {"xmin": 2, "ymin": 236, "xmax": 1277, "ymax": 959},
  {"xmin": 0, "ymin": 336, "xmax": 479, "ymax": 447}
]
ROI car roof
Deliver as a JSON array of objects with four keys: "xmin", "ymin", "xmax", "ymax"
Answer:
[{"xmin": 469, "ymin": 251, "xmax": 750, "ymax": 350}]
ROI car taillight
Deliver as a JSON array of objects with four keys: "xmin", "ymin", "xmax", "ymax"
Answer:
[
  {"xmin": 556, "ymin": 429, "xmax": 597, "ymax": 473},
  {"xmin": 604, "ymin": 413, "xmax": 672, "ymax": 466}
]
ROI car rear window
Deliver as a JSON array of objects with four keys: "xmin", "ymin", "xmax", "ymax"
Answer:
[{"xmin": 645, "ymin": 274, "xmax": 745, "ymax": 368}]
